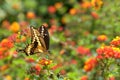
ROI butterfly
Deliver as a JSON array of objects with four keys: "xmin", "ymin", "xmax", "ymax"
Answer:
[{"xmin": 18, "ymin": 25, "xmax": 50, "ymax": 56}]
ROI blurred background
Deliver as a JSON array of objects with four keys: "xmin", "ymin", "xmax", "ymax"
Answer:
[{"xmin": 0, "ymin": 0, "xmax": 120, "ymax": 80}]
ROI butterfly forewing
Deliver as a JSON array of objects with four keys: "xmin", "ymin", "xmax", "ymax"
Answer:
[{"xmin": 38, "ymin": 25, "xmax": 50, "ymax": 50}]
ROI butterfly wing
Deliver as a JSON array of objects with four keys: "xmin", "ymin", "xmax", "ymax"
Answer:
[
  {"xmin": 18, "ymin": 26, "xmax": 49, "ymax": 56},
  {"xmin": 38, "ymin": 25, "xmax": 50, "ymax": 50},
  {"xmin": 23, "ymin": 43, "xmax": 34, "ymax": 56},
  {"xmin": 30, "ymin": 26, "xmax": 36, "ymax": 44},
  {"xmin": 31, "ymin": 27, "xmax": 47, "ymax": 53}
]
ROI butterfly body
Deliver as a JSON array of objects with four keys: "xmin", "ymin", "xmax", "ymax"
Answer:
[{"xmin": 19, "ymin": 25, "xmax": 50, "ymax": 56}]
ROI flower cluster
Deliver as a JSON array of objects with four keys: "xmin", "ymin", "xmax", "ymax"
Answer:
[
  {"xmin": 96, "ymin": 46, "xmax": 120, "ymax": 59},
  {"xmin": 110, "ymin": 36, "xmax": 120, "ymax": 46},
  {"xmin": 25, "ymin": 58, "xmax": 35, "ymax": 63},
  {"xmin": 96, "ymin": 36, "xmax": 120, "ymax": 59},
  {"xmin": 83, "ymin": 57, "xmax": 97, "ymax": 72},
  {"xmin": 26, "ymin": 11, "xmax": 36, "ymax": 19},
  {"xmin": 97, "ymin": 35, "xmax": 108, "ymax": 42},
  {"xmin": 28, "ymin": 64, "xmax": 41, "ymax": 75},
  {"xmin": 91, "ymin": 12, "xmax": 99, "ymax": 19},
  {"xmin": 10, "ymin": 22, "xmax": 20, "ymax": 33},
  {"xmin": 38, "ymin": 58, "xmax": 52, "ymax": 66},
  {"xmin": 0, "ymin": 38, "xmax": 15, "ymax": 59},
  {"xmin": 80, "ymin": 75, "xmax": 88, "ymax": 80},
  {"xmin": 8, "ymin": 33, "xmax": 26, "ymax": 43},
  {"xmin": 76, "ymin": 46, "xmax": 91, "ymax": 56},
  {"xmin": 91, "ymin": 0, "xmax": 103, "ymax": 10},
  {"xmin": 81, "ymin": 1, "xmax": 92, "ymax": 9}
]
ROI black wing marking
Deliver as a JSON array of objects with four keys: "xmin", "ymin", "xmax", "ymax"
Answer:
[{"xmin": 38, "ymin": 25, "xmax": 50, "ymax": 50}]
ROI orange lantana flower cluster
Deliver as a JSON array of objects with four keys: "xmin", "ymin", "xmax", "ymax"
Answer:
[
  {"xmin": 26, "ymin": 11, "xmax": 36, "ymax": 19},
  {"xmin": 80, "ymin": 75, "xmax": 88, "ymax": 80},
  {"xmin": 97, "ymin": 35, "xmax": 108, "ymax": 42},
  {"xmin": 28, "ymin": 64, "xmax": 41, "ymax": 75},
  {"xmin": 8, "ymin": 33, "xmax": 26, "ymax": 43},
  {"xmin": 0, "ymin": 38, "xmax": 14, "ymax": 59},
  {"xmin": 91, "ymin": 12, "xmax": 99, "ymax": 19},
  {"xmin": 81, "ymin": 1, "xmax": 92, "ymax": 9},
  {"xmin": 10, "ymin": 22, "xmax": 20, "ymax": 33},
  {"xmin": 91, "ymin": 0, "xmax": 103, "ymax": 10},
  {"xmin": 0, "ymin": 39, "xmax": 13, "ymax": 48},
  {"xmin": 76, "ymin": 46, "xmax": 91, "ymax": 56},
  {"xmin": 96, "ymin": 36, "xmax": 120, "ymax": 59},
  {"xmin": 96, "ymin": 46, "xmax": 120, "ymax": 59},
  {"xmin": 83, "ymin": 57, "xmax": 97, "ymax": 72},
  {"xmin": 0, "ymin": 31, "xmax": 26, "ymax": 59},
  {"xmin": 38, "ymin": 58, "xmax": 52, "ymax": 66},
  {"xmin": 110, "ymin": 36, "xmax": 120, "ymax": 46}
]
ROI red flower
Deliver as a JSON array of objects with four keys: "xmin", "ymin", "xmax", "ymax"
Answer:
[
  {"xmin": 0, "ymin": 39, "xmax": 14, "ymax": 48},
  {"xmin": 80, "ymin": 75, "xmax": 88, "ymax": 80},
  {"xmin": 48, "ymin": 6, "xmax": 56, "ymax": 14},
  {"xmin": 38, "ymin": 58, "xmax": 52, "ymax": 66},
  {"xmin": 49, "ymin": 25, "xmax": 57, "ymax": 35},
  {"xmin": 28, "ymin": 65, "xmax": 41, "ymax": 75},
  {"xmin": 91, "ymin": 12, "xmax": 99, "ymax": 19},
  {"xmin": 25, "ymin": 58, "xmax": 35, "ymax": 63},
  {"xmin": 109, "ymin": 76, "xmax": 115, "ymax": 80},
  {"xmin": 34, "ymin": 64, "xmax": 41, "ymax": 72},
  {"xmin": 0, "ymin": 51, "xmax": 3, "ymax": 59},
  {"xmin": 70, "ymin": 59, "xmax": 77, "ymax": 65},
  {"xmin": 83, "ymin": 58, "xmax": 97, "ymax": 72},
  {"xmin": 84, "ymin": 64, "xmax": 92, "ymax": 72},
  {"xmin": 76, "ymin": 46, "xmax": 91, "ymax": 55},
  {"xmin": 96, "ymin": 46, "xmax": 120, "ymax": 59},
  {"xmin": 8, "ymin": 33, "xmax": 17, "ymax": 42},
  {"xmin": 60, "ymin": 69, "xmax": 66, "ymax": 75},
  {"xmin": 110, "ymin": 36, "xmax": 120, "ymax": 46}
]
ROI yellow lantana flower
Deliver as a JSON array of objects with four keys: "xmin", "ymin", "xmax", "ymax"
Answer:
[{"xmin": 91, "ymin": 0, "xmax": 103, "ymax": 10}]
